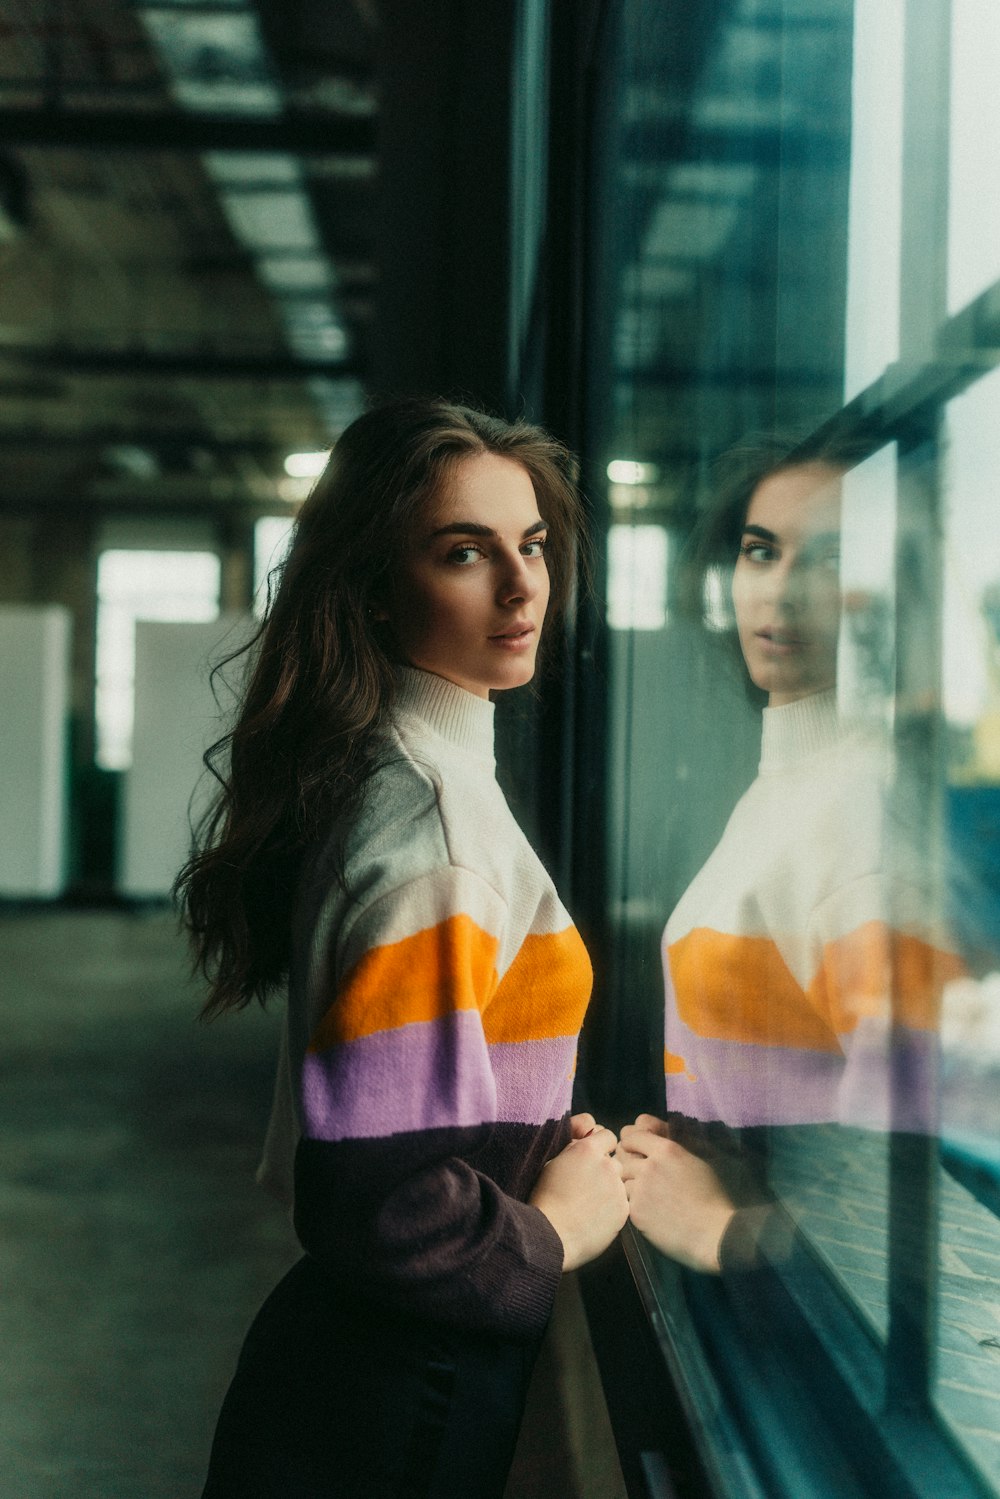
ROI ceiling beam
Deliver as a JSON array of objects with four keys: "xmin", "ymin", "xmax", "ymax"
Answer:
[
  {"xmin": 0, "ymin": 107, "xmax": 375, "ymax": 154},
  {"xmin": 1, "ymin": 345, "xmax": 362, "ymax": 379},
  {"xmin": 0, "ymin": 425, "xmax": 318, "ymax": 455}
]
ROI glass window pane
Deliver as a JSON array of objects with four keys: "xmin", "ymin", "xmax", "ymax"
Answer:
[
  {"xmin": 938, "ymin": 384, "xmax": 1000, "ymax": 1475},
  {"xmin": 948, "ymin": 0, "xmax": 1000, "ymax": 314},
  {"xmin": 942, "ymin": 371, "xmax": 1000, "ymax": 744},
  {"xmin": 583, "ymin": 0, "xmax": 1000, "ymax": 1491},
  {"xmin": 843, "ymin": 0, "xmax": 904, "ymax": 400}
]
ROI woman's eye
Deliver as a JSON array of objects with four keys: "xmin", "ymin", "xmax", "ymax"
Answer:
[
  {"xmin": 446, "ymin": 545, "xmax": 483, "ymax": 566},
  {"xmin": 740, "ymin": 540, "xmax": 775, "ymax": 563},
  {"xmin": 522, "ymin": 537, "xmax": 547, "ymax": 558}
]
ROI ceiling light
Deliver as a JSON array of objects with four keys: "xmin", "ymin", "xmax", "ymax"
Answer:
[
  {"xmin": 607, "ymin": 460, "xmax": 659, "ymax": 485},
  {"xmin": 283, "ymin": 451, "xmax": 328, "ymax": 478}
]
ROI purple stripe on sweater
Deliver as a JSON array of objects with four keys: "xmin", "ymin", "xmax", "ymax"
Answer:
[
  {"xmin": 664, "ymin": 1026, "xmax": 939, "ymax": 1131},
  {"xmin": 489, "ymin": 1035, "xmax": 577, "ymax": 1125},
  {"xmin": 302, "ymin": 1013, "xmax": 577, "ymax": 1142}
]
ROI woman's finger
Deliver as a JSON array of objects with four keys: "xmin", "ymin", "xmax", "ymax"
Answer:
[{"xmin": 618, "ymin": 1124, "xmax": 651, "ymax": 1155}]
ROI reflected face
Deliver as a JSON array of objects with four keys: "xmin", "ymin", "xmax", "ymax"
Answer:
[
  {"xmin": 731, "ymin": 462, "xmax": 843, "ymax": 707},
  {"xmin": 387, "ymin": 451, "xmax": 550, "ymax": 699}
]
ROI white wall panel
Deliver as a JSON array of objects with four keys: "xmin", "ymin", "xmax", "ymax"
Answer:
[
  {"xmin": 120, "ymin": 614, "xmax": 254, "ymax": 899},
  {"xmin": 0, "ymin": 606, "xmax": 71, "ymax": 898}
]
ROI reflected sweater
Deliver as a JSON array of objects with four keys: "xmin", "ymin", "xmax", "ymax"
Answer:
[
  {"xmin": 663, "ymin": 691, "xmax": 961, "ymax": 1131},
  {"xmin": 258, "ymin": 668, "xmax": 592, "ymax": 1339}
]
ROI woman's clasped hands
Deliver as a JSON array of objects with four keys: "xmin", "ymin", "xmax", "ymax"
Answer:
[
  {"xmin": 530, "ymin": 1112, "xmax": 629, "ymax": 1271},
  {"xmin": 531, "ymin": 1111, "xmax": 736, "ymax": 1275}
]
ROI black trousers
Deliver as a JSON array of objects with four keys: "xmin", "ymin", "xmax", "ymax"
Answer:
[{"xmin": 201, "ymin": 1257, "xmax": 542, "ymax": 1499}]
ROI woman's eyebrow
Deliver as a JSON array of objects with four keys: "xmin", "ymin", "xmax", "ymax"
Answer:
[
  {"xmin": 429, "ymin": 519, "xmax": 548, "ymax": 539},
  {"xmin": 741, "ymin": 523, "xmax": 777, "ymax": 542}
]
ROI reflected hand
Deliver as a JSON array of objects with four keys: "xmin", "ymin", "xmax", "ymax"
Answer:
[
  {"xmin": 619, "ymin": 1119, "xmax": 735, "ymax": 1274},
  {"xmin": 530, "ymin": 1125, "xmax": 629, "ymax": 1271}
]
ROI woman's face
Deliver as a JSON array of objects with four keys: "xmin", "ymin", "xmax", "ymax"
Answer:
[
  {"xmin": 386, "ymin": 451, "xmax": 551, "ymax": 699},
  {"xmin": 731, "ymin": 462, "xmax": 843, "ymax": 707}
]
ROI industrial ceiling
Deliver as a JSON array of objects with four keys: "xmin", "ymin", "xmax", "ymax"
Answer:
[{"xmin": 0, "ymin": 0, "xmax": 377, "ymax": 513}]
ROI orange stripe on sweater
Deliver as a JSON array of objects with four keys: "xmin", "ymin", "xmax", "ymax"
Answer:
[
  {"xmin": 669, "ymin": 923, "xmax": 962, "ymax": 1051},
  {"xmin": 670, "ymin": 930, "xmax": 839, "ymax": 1051},
  {"xmin": 811, "ymin": 923, "xmax": 964, "ymax": 1034},
  {"xmin": 309, "ymin": 914, "xmax": 499, "ymax": 1051},
  {"xmin": 484, "ymin": 927, "xmax": 593, "ymax": 1043}
]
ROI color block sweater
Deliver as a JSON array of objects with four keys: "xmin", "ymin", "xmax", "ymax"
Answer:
[
  {"xmin": 258, "ymin": 668, "xmax": 592, "ymax": 1338},
  {"xmin": 663, "ymin": 691, "xmax": 961, "ymax": 1131}
]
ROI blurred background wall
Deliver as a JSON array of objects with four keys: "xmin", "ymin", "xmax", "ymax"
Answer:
[{"xmin": 0, "ymin": 6, "xmax": 621, "ymax": 1497}]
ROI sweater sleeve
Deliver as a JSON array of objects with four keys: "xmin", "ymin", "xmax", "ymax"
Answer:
[{"xmin": 292, "ymin": 863, "xmax": 565, "ymax": 1338}]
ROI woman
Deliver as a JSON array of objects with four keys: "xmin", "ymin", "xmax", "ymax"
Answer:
[
  {"xmin": 620, "ymin": 439, "xmax": 961, "ymax": 1272},
  {"xmin": 177, "ymin": 398, "xmax": 628, "ymax": 1498}
]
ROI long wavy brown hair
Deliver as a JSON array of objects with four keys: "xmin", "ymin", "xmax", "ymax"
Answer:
[{"xmin": 175, "ymin": 397, "xmax": 584, "ymax": 1018}]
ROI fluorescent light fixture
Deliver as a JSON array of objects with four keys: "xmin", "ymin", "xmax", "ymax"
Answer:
[
  {"xmin": 607, "ymin": 459, "xmax": 659, "ymax": 485},
  {"xmin": 139, "ymin": 8, "xmax": 282, "ymax": 116},
  {"xmin": 256, "ymin": 254, "xmax": 334, "ymax": 293},
  {"xmin": 284, "ymin": 451, "xmax": 328, "ymax": 479},
  {"xmin": 219, "ymin": 188, "xmax": 319, "ymax": 253},
  {"xmin": 204, "ymin": 153, "xmax": 300, "ymax": 188},
  {"xmin": 282, "ymin": 302, "xmax": 349, "ymax": 358}
]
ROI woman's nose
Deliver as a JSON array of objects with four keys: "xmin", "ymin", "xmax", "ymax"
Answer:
[
  {"xmin": 769, "ymin": 558, "xmax": 809, "ymax": 611},
  {"xmin": 498, "ymin": 553, "xmax": 537, "ymax": 603}
]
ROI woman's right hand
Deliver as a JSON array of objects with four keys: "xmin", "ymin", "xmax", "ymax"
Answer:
[{"xmin": 529, "ymin": 1125, "xmax": 629, "ymax": 1271}]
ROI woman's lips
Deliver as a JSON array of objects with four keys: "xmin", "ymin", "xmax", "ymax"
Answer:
[
  {"xmin": 756, "ymin": 629, "xmax": 806, "ymax": 656},
  {"xmin": 489, "ymin": 625, "xmax": 536, "ymax": 651}
]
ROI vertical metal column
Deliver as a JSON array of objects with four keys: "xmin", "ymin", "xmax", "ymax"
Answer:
[{"xmin": 885, "ymin": 0, "xmax": 953, "ymax": 1414}]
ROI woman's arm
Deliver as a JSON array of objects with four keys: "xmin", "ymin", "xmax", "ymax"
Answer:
[{"xmin": 292, "ymin": 866, "xmax": 624, "ymax": 1336}]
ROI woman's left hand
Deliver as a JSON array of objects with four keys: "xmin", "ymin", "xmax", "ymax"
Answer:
[{"xmin": 618, "ymin": 1115, "xmax": 736, "ymax": 1274}]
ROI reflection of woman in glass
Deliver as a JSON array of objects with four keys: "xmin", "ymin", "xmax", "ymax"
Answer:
[
  {"xmin": 620, "ymin": 441, "xmax": 961, "ymax": 1271},
  {"xmin": 177, "ymin": 399, "xmax": 628, "ymax": 1498}
]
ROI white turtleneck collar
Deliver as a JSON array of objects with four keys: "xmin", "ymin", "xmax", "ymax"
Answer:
[
  {"xmin": 393, "ymin": 667, "xmax": 496, "ymax": 765},
  {"xmin": 758, "ymin": 688, "xmax": 843, "ymax": 773}
]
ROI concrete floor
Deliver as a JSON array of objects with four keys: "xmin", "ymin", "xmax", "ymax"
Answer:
[
  {"xmin": 0, "ymin": 908, "xmax": 627, "ymax": 1499},
  {"xmin": 0, "ymin": 909, "xmax": 299, "ymax": 1499}
]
